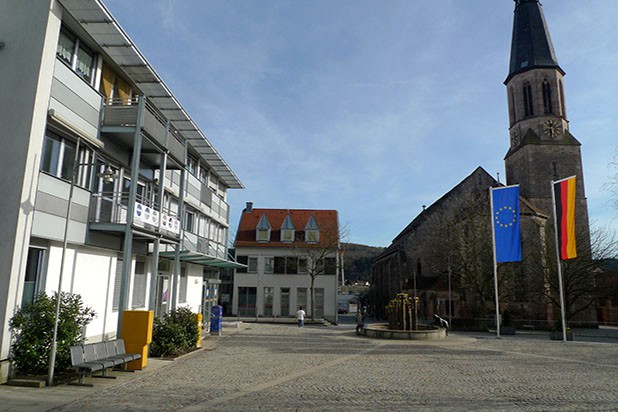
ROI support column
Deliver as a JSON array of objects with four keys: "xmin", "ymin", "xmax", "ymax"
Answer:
[
  {"xmin": 171, "ymin": 146, "xmax": 187, "ymax": 311},
  {"xmin": 117, "ymin": 96, "xmax": 145, "ymax": 337}
]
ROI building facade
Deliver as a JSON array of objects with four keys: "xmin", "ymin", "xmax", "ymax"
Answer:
[
  {"xmin": 233, "ymin": 205, "xmax": 340, "ymax": 323},
  {"xmin": 0, "ymin": 0, "xmax": 243, "ymax": 382}
]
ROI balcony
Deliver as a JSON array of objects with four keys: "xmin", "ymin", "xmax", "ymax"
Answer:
[
  {"xmin": 88, "ymin": 191, "xmax": 181, "ymax": 241},
  {"xmin": 101, "ymin": 97, "xmax": 186, "ymax": 167}
]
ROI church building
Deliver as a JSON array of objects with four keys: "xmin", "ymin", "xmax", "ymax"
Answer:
[{"xmin": 372, "ymin": 0, "xmax": 594, "ymax": 328}]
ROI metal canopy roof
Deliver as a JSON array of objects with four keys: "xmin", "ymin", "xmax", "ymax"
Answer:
[
  {"xmin": 159, "ymin": 251, "xmax": 247, "ymax": 269},
  {"xmin": 59, "ymin": 0, "xmax": 244, "ymax": 189}
]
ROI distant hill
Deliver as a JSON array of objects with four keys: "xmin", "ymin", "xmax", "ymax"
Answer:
[{"xmin": 341, "ymin": 243, "xmax": 385, "ymax": 284}]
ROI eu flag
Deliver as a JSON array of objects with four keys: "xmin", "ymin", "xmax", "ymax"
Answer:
[{"xmin": 491, "ymin": 185, "xmax": 521, "ymax": 263}]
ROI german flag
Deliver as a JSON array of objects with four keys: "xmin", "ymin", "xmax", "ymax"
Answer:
[{"xmin": 553, "ymin": 176, "xmax": 577, "ymax": 260}]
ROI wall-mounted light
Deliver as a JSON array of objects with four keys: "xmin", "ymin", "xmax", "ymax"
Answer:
[{"xmin": 97, "ymin": 165, "xmax": 115, "ymax": 184}]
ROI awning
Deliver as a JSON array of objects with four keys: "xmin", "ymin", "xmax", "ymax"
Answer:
[{"xmin": 159, "ymin": 251, "xmax": 246, "ymax": 269}]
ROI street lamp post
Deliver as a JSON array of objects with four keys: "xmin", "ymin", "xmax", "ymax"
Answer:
[{"xmin": 47, "ymin": 139, "xmax": 114, "ymax": 386}]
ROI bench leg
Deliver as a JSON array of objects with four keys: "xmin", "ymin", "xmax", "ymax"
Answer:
[{"xmin": 68, "ymin": 371, "xmax": 94, "ymax": 387}]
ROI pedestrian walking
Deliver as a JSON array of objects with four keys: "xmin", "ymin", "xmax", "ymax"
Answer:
[
  {"xmin": 296, "ymin": 306, "xmax": 306, "ymax": 328},
  {"xmin": 356, "ymin": 306, "xmax": 368, "ymax": 335}
]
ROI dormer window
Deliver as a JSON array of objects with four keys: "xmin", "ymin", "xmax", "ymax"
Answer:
[
  {"xmin": 256, "ymin": 214, "xmax": 271, "ymax": 242},
  {"xmin": 280, "ymin": 214, "xmax": 295, "ymax": 243},
  {"xmin": 305, "ymin": 214, "xmax": 319, "ymax": 243}
]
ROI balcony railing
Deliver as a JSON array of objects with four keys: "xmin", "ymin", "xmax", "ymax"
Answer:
[{"xmin": 89, "ymin": 192, "xmax": 180, "ymax": 238}]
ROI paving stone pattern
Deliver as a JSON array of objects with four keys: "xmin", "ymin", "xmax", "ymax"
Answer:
[{"xmin": 46, "ymin": 324, "xmax": 618, "ymax": 411}]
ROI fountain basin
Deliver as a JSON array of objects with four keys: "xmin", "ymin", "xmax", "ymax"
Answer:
[{"xmin": 364, "ymin": 324, "xmax": 446, "ymax": 340}]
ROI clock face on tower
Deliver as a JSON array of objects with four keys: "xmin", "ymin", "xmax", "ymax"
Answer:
[{"xmin": 542, "ymin": 120, "xmax": 561, "ymax": 138}]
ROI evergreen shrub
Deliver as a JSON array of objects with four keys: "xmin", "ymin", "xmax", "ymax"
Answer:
[
  {"xmin": 150, "ymin": 307, "xmax": 199, "ymax": 357},
  {"xmin": 9, "ymin": 292, "xmax": 95, "ymax": 375}
]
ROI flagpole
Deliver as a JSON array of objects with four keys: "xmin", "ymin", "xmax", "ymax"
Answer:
[
  {"xmin": 489, "ymin": 187, "xmax": 501, "ymax": 338},
  {"xmin": 550, "ymin": 179, "xmax": 568, "ymax": 342}
]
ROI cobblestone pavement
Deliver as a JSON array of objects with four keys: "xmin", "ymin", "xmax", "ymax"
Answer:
[{"xmin": 24, "ymin": 324, "xmax": 618, "ymax": 411}]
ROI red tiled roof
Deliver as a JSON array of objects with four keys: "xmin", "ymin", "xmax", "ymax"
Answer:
[{"xmin": 235, "ymin": 208, "xmax": 339, "ymax": 248}]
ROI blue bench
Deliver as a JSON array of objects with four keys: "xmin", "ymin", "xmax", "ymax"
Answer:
[{"xmin": 69, "ymin": 339, "xmax": 141, "ymax": 386}]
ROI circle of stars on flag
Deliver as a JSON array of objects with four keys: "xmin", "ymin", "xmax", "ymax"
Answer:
[{"xmin": 495, "ymin": 206, "xmax": 517, "ymax": 228}]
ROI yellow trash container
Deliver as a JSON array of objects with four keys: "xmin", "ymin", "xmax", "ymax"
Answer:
[{"xmin": 121, "ymin": 310, "xmax": 154, "ymax": 370}]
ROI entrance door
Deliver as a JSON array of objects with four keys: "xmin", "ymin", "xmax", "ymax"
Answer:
[
  {"xmin": 238, "ymin": 287, "xmax": 256, "ymax": 316},
  {"xmin": 280, "ymin": 288, "xmax": 290, "ymax": 317},
  {"xmin": 155, "ymin": 274, "xmax": 170, "ymax": 317},
  {"xmin": 315, "ymin": 288, "xmax": 324, "ymax": 319}
]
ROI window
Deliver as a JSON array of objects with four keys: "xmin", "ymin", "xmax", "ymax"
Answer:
[
  {"xmin": 306, "ymin": 230, "xmax": 319, "ymax": 243},
  {"xmin": 274, "ymin": 257, "xmax": 286, "ymax": 274},
  {"xmin": 199, "ymin": 165, "xmax": 208, "ymax": 184},
  {"xmin": 280, "ymin": 288, "xmax": 290, "ymax": 317},
  {"xmin": 297, "ymin": 288, "xmax": 307, "ymax": 311},
  {"xmin": 112, "ymin": 257, "xmax": 123, "ymax": 311},
  {"xmin": 298, "ymin": 258, "xmax": 307, "ymax": 274},
  {"xmin": 179, "ymin": 267, "xmax": 187, "ymax": 303},
  {"xmin": 264, "ymin": 257, "xmax": 274, "ymax": 274},
  {"xmin": 257, "ymin": 229, "xmax": 270, "ymax": 242},
  {"xmin": 238, "ymin": 287, "xmax": 256, "ymax": 316},
  {"xmin": 56, "ymin": 27, "xmax": 96, "ymax": 84},
  {"xmin": 264, "ymin": 287, "xmax": 274, "ymax": 316},
  {"xmin": 559, "ymin": 80, "xmax": 567, "ymax": 117},
  {"xmin": 509, "ymin": 87, "xmax": 517, "ymax": 124},
  {"xmin": 184, "ymin": 209, "xmax": 195, "ymax": 232},
  {"xmin": 256, "ymin": 214, "xmax": 271, "ymax": 242},
  {"xmin": 281, "ymin": 229, "xmax": 294, "ymax": 242},
  {"xmin": 304, "ymin": 215, "xmax": 319, "ymax": 243},
  {"xmin": 131, "ymin": 261, "xmax": 147, "ymax": 308},
  {"xmin": 41, "ymin": 132, "xmax": 93, "ymax": 186},
  {"xmin": 523, "ymin": 81, "xmax": 534, "ymax": 116},
  {"xmin": 542, "ymin": 80, "xmax": 553, "ymax": 114},
  {"xmin": 187, "ymin": 156, "xmax": 197, "ymax": 176},
  {"xmin": 236, "ymin": 255, "xmax": 248, "ymax": 273},
  {"xmin": 41, "ymin": 132, "xmax": 74, "ymax": 180},
  {"xmin": 22, "ymin": 247, "xmax": 45, "ymax": 306},
  {"xmin": 280, "ymin": 214, "xmax": 295, "ymax": 243},
  {"xmin": 248, "ymin": 257, "xmax": 258, "ymax": 273},
  {"xmin": 324, "ymin": 257, "xmax": 337, "ymax": 275},
  {"xmin": 285, "ymin": 257, "xmax": 298, "ymax": 274},
  {"xmin": 314, "ymin": 288, "xmax": 324, "ymax": 318}
]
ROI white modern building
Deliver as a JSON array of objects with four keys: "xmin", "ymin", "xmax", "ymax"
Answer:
[
  {"xmin": 233, "ymin": 205, "xmax": 340, "ymax": 323},
  {"xmin": 0, "ymin": 0, "xmax": 243, "ymax": 382}
]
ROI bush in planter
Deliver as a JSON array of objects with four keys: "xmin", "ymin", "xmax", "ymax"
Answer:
[
  {"xmin": 9, "ymin": 292, "xmax": 95, "ymax": 376},
  {"xmin": 150, "ymin": 307, "xmax": 199, "ymax": 358}
]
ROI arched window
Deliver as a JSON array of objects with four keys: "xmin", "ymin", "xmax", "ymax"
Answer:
[
  {"xmin": 509, "ymin": 87, "xmax": 517, "ymax": 124},
  {"xmin": 523, "ymin": 81, "xmax": 534, "ymax": 116},
  {"xmin": 559, "ymin": 80, "xmax": 567, "ymax": 118},
  {"xmin": 542, "ymin": 79, "xmax": 552, "ymax": 114}
]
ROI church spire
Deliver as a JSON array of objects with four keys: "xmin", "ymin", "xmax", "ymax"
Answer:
[{"xmin": 506, "ymin": 0, "xmax": 563, "ymax": 84}]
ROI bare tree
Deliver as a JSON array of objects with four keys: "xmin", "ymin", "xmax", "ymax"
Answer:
[
  {"xmin": 425, "ymin": 191, "xmax": 503, "ymax": 317},
  {"xmin": 294, "ymin": 223, "xmax": 347, "ymax": 320},
  {"xmin": 542, "ymin": 224, "xmax": 618, "ymax": 322}
]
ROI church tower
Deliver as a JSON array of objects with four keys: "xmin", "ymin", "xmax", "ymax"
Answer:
[{"xmin": 504, "ymin": 0, "xmax": 590, "ymax": 244}]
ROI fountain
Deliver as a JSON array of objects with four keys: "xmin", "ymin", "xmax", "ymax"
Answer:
[{"xmin": 363, "ymin": 293, "xmax": 447, "ymax": 340}]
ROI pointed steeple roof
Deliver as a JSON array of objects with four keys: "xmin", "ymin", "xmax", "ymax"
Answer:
[{"xmin": 505, "ymin": 0, "xmax": 564, "ymax": 84}]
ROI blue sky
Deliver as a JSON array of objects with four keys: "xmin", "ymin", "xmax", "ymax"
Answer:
[{"xmin": 104, "ymin": 0, "xmax": 618, "ymax": 247}]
